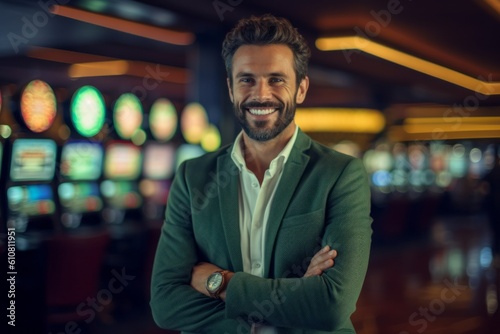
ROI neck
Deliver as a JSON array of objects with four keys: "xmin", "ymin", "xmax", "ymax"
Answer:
[{"xmin": 241, "ymin": 122, "xmax": 295, "ymax": 183}]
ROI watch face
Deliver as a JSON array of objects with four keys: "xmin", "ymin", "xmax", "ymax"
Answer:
[{"xmin": 207, "ymin": 272, "xmax": 223, "ymax": 292}]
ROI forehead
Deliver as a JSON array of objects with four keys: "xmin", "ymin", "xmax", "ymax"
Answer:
[{"xmin": 232, "ymin": 44, "xmax": 295, "ymax": 75}]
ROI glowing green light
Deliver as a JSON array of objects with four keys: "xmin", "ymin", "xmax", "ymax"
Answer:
[{"xmin": 71, "ymin": 86, "xmax": 106, "ymax": 137}]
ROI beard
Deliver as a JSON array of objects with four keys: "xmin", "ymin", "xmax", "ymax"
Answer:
[{"xmin": 233, "ymin": 96, "xmax": 297, "ymax": 142}]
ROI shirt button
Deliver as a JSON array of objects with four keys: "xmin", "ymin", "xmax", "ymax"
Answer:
[
  {"xmin": 252, "ymin": 182, "xmax": 258, "ymax": 188},
  {"xmin": 254, "ymin": 263, "xmax": 261, "ymax": 269}
]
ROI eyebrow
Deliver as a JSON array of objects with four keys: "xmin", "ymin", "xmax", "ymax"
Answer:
[{"xmin": 235, "ymin": 71, "xmax": 289, "ymax": 78}]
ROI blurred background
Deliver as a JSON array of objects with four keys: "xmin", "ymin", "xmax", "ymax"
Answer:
[{"xmin": 1, "ymin": 0, "xmax": 500, "ymax": 333}]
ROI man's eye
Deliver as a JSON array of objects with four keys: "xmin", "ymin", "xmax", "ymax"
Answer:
[
  {"xmin": 270, "ymin": 78, "xmax": 283, "ymax": 83},
  {"xmin": 240, "ymin": 78, "xmax": 253, "ymax": 83}
]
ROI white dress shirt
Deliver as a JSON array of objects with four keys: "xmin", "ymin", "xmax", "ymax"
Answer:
[{"xmin": 230, "ymin": 126, "xmax": 299, "ymax": 332}]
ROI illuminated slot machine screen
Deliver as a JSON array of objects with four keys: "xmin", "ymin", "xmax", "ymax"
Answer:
[
  {"xmin": 175, "ymin": 144, "xmax": 205, "ymax": 171},
  {"xmin": 101, "ymin": 142, "xmax": 142, "ymax": 209},
  {"xmin": 60, "ymin": 141, "xmax": 103, "ymax": 181},
  {"xmin": 58, "ymin": 141, "xmax": 104, "ymax": 215},
  {"xmin": 143, "ymin": 143, "xmax": 175, "ymax": 180},
  {"xmin": 140, "ymin": 143, "xmax": 175, "ymax": 207},
  {"xmin": 7, "ymin": 184, "xmax": 55, "ymax": 218},
  {"xmin": 7, "ymin": 139, "xmax": 57, "ymax": 232},
  {"xmin": 10, "ymin": 139, "xmax": 57, "ymax": 182}
]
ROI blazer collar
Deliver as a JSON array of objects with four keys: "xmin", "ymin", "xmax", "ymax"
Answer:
[{"xmin": 217, "ymin": 150, "xmax": 244, "ymax": 272}]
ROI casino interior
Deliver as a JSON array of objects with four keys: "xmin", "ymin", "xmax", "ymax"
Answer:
[{"xmin": 1, "ymin": 0, "xmax": 500, "ymax": 333}]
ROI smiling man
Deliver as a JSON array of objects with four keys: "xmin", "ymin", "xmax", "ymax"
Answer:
[{"xmin": 150, "ymin": 15, "xmax": 373, "ymax": 333}]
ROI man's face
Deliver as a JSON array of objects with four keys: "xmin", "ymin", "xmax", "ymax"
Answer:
[{"xmin": 228, "ymin": 44, "xmax": 308, "ymax": 142}]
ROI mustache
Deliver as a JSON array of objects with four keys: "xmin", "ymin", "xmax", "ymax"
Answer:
[{"xmin": 240, "ymin": 101, "xmax": 284, "ymax": 109}]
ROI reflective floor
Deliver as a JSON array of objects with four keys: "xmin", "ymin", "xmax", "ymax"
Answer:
[
  {"xmin": 83, "ymin": 213, "xmax": 500, "ymax": 334},
  {"xmin": 353, "ymin": 213, "xmax": 500, "ymax": 334}
]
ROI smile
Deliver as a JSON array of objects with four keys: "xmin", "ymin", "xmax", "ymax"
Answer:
[{"xmin": 247, "ymin": 108, "xmax": 277, "ymax": 116}]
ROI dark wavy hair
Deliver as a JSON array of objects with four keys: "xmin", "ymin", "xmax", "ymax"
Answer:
[{"xmin": 222, "ymin": 14, "xmax": 311, "ymax": 85}]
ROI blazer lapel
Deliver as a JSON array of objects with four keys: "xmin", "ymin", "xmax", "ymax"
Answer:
[
  {"xmin": 263, "ymin": 130, "xmax": 311, "ymax": 277},
  {"xmin": 217, "ymin": 149, "xmax": 244, "ymax": 272}
]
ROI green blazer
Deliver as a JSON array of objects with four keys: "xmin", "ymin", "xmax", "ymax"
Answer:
[{"xmin": 150, "ymin": 129, "xmax": 372, "ymax": 333}]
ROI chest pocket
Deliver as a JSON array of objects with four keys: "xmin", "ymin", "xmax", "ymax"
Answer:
[{"xmin": 273, "ymin": 209, "xmax": 326, "ymax": 276}]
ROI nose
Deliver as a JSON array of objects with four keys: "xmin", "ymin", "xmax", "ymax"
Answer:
[{"xmin": 252, "ymin": 79, "xmax": 272, "ymax": 101}]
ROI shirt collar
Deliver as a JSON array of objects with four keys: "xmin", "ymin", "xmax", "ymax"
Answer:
[{"xmin": 231, "ymin": 125, "xmax": 299, "ymax": 172}]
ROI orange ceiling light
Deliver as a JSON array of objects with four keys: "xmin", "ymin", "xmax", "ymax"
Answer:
[
  {"xmin": 316, "ymin": 36, "xmax": 500, "ymax": 95},
  {"xmin": 68, "ymin": 60, "xmax": 189, "ymax": 83},
  {"xmin": 28, "ymin": 47, "xmax": 112, "ymax": 63},
  {"xmin": 51, "ymin": 5, "xmax": 195, "ymax": 46},
  {"xmin": 388, "ymin": 116, "xmax": 500, "ymax": 141},
  {"xmin": 295, "ymin": 108, "xmax": 385, "ymax": 133},
  {"xmin": 389, "ymin": 126, "xmax": 500, "ymax": 141},
  {"xmin": 69, "ymin": 60, "xmax": 129, "ymax": 77},
  {"xmin": 27, "ymin": 47, "xmax": 189, "ymax": 83},
  {"xmin": 484, "ymin": 0, "xmax": 500, "ymax": 16}
]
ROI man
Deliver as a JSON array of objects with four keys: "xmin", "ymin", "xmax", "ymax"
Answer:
[{"xmin": 151, "ymin": 14, "xmax": 372, "ymax": 333}]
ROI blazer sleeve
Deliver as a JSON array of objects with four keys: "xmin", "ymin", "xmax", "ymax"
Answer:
[
  {"xmin": 149, "ymin": 162, "xmax": 245, "ymax": 332},
  {"xmin": 225, "ymin": 158, "xmax": 373, "ymax": 331}
]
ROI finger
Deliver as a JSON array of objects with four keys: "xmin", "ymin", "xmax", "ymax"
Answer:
[
  {"xmin": 329, "ymin": 249, "xmax": 338, "ymax": 259},
  {"xmin": 310, "ymin": 248, "xmax": 337, "ymax": 267},
  {"xmin": 311, "ymin": 246, "xmax": 329, "ymax": 262},
  {"xmin": 304, "ymin": 258, "xmax": 335, "ymax": 277},
  {"xmin": 305, "ymin": 259, "xmax": 333, "ymax": 276},
  {"xmin": 319, "ymin": 258, "xmax": 334, "ymax": 271},
  {"xmin": 306, "ymin": 251, "xmax": 337, "ymax": 275},
  {"xmin": 303, "ymin": 268, "xmax": 321, "ymax": 277},
  {"xmin": 320, "ymin": 245, "xmax": 331, "ymax": 253}
]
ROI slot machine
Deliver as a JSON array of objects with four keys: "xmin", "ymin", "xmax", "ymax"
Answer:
[
  {"xmin": 5, "ymin": 80, "xmax": 59, "ymax": 241},
  {"xmin": 57, "ymin": 85, "xmax": 107, "ymax": 230},
  {"xmin": 7, "ymin": 139, "xmax": 58, "ymax": 236},
  {"xmin": 139, "ymin": 98, "xmax": 177, "ymax": 224},
  {"xmin": 0, "ymin": 137, "xmax": 2, "ymax": 235},
  {"xmin": 138, "ymin": 98, "xmax": 178, "ymax": 297},
  {"xmin": 101, "ymin": 92, "xmax": 144, "ymax": 229},
  {"xmin": 0, "ymin": 87, "xmax": 4, "ymax": 229},
  {"xmin": 101, "ymin": 140, "xmax": 143, "ymax": 227},
  {"xmin": 99, "ymin": 93, "xmax": 146, "ymax": 305},
  {"xmin": 3, "ymin": 79, "xmax": 60, "ymax": 333}
]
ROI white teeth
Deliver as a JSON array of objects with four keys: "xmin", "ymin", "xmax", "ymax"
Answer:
[{"xmin": 248, "ymin": 108, "xmax": 276, "ymax": 115}]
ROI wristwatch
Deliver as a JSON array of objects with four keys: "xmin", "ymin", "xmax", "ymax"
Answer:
[{"xmin": 206, "ymin": 270, "xmax": 230, "ymax": 299}]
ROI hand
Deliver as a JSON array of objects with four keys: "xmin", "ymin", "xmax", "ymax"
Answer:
[
  {"xmin": 190, "ymin": 262, "xmax": 222, "ymax": 297},
  {"xmin": 303, "ymin": 245, "xmax": 337, "ymax": 277}
]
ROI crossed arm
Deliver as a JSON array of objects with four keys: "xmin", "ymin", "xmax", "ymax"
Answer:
[{"xmin": 190, "ymin": 245, "xmax": 338, "ymax": 300}]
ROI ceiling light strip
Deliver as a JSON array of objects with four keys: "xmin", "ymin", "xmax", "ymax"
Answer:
[
  {"xmin": 68, "ymin": 60, "xmax": 189, "ymax": 83},
  {"xmin": 484, "ymin": 0, "xmax": 500, "ymax": 16},
  {"xmin": 295, "ymin": 108, "xmax": 385, "ymax": 133},
  {"xmin": 51, "ymin": 5, "xmax": 194, "ymax": 46},
  {"xmin": 69, "ymin": 60, "xmax": 129, "ymax": 77},
  {"xmin": 28, "ymin": 47, "xmax": 113, "ymax": 64},
  {"xmin": 403, "ymin": 123, "xmax": 500, "ymax": 133},
  {"xmin": 316, "ymin": 36, "xmax": 500, "ymax": 95},
  {"xmin": 405, "ymin": 116, "xmax": 500, "ymax": 125},
  {"xmin": 389, "ymin": 126, "xmax": 500, "ymax": 141}
]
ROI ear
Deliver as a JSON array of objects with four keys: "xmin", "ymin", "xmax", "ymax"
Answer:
[
  {"xmin": 227, "ymin": 77, "xmax": 234, "ymax": 103},
  {"xmin": 295, "ymin": 76, "xmax": 309, "ymax": 104}
]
